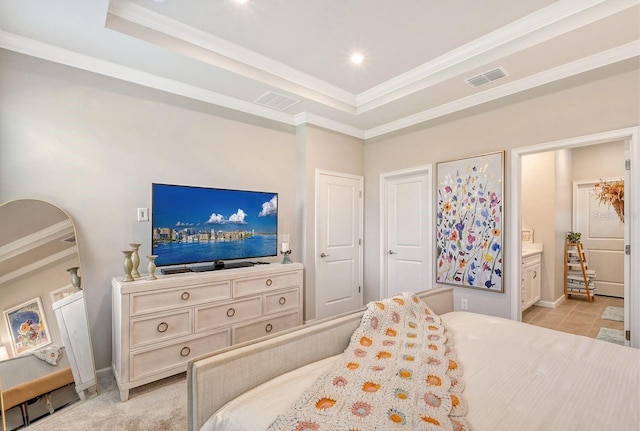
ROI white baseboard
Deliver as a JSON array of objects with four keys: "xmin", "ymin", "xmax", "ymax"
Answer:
[
  {"xmin": 535, "ymin": 295, "xmax": 565, "ymax": 309},
  {"xmin": 96, "ymin": 366, "xmax": 114, "ymax": 379}
]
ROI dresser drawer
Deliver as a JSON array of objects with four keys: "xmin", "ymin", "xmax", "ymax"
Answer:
[
  {"xmin": 233, "ymin": 271, "xmax": 300, "ymax": 297},
  {"xmin": 130, "ymin": 281, "xmax": 231, "ymax": 316},
  {"xmin": 195, "ymin": 297, "xmax": 261, "ymax": 333},
  {"xmin": 130, "ymin": 310, "xmax": 192, "ymax": 349},
  {"xmin": 264, "ymin": 289, "xmax": 299, "ymax": 315},
  {"xmin": 130, "ymin": 330, "xmax": 229, "ymax": 381},
  {"xmin": 233, "ymin": 312, "xmax": 300, "ymax": 344}
]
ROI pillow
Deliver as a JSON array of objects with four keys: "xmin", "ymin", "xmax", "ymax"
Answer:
[{"xmin": 32, "ymin": 345, "xmax": 63, "ymax": 366}]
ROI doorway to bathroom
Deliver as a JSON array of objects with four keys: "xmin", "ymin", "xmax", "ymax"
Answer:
[{"xmin": 509, "ymin": 127, "xmax": 639, "ymax": 348}]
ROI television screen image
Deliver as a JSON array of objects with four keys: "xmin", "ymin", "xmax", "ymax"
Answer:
[{"xmin": 152, "ymin": 183, "xmax": 278, "ymax": 268}]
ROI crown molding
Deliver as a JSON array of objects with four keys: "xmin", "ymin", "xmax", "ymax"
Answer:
[
  {"xmin": 0, "ymin": 247, "xmax": 78, "ymax": 286},
  {"xmin": 0, "ymin": 220, "xmax": 74, "ymax": 263},
  {"xmin": 356, "ymin": 0, "xmax": 637, "ymax": 113},
  {"xmin": 0, "ymin": 31, "xmax": 637, "ymax": 142},
  {"xmin": 365, "ymin": 41, "xmax": 640, "ymax": 140},
  {"xmin": 108, "ymin": 0, "xmax": 637, "ymax": 115},
  {"xmin": 107, "ymin": 0, "xmax": 356, "ymax": 109},
  {"xmin": 0, "ymin": 30, "xmax": 297, "ymax": 126},
  {"xmin": 293, "ymin": 113, "xmax": 365, "ymax": 139}
]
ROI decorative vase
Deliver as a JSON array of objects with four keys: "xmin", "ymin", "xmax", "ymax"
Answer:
[
  {"xmin": 122, "ymin": 250, "xmax": 134, "ymax": 282},
  {"xmin": 147, "ymin": 255, "xmax": 158, "ymax": 280},
  {"xmin": 130, "ymin": 243, "xmax": 142, "ymax": 278},
  {"xmin": 66, "ymin": 267, "xmax": 82, "ymax": 290}
]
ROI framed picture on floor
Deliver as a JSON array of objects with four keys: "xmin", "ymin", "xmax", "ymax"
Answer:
[
  {"xmin": 435, "ymin": 151, "xmax": 504, "ymax": 292},
  {"xmin": 4, "ymin": 297, "xmax": 51, "ymax": 356}
]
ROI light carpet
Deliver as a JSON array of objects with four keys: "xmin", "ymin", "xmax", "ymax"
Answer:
[
  {"xmin": 601, "ymin": 306, "xmax": 624, "ymax": 322},
  {"xmin": 24, "ymin": 373, "xmax": 187, "ymax": 431},
  {"xmin": 596, "ymin": 327, "xmax": 625, "ymax": 345}
]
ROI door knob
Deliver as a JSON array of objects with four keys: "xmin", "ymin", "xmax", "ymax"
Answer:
[
  {"xmin": 320, "ymin": 252, "xmax": 330, "ymax": 258},
  {"xmin": 388, "ymin": 250, "xmax": 396, "ymax": 255}
]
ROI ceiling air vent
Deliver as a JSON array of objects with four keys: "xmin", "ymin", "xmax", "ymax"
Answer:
[
  {"xmin": 464, "ymin": 66, "xmax": 509, "ymax": 88},
  {"xmin": 254, "ymin": 90, "xmax": 300, "ymax": 112}
]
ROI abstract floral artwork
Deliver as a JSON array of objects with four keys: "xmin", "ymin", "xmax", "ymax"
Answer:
[
  {"xmin": 4, "ymin": 297, "xmax": 51, "ymax": 356},
  {"xmin": 436, "ymin": 151, "xmax": 504, "ymax": 292}
]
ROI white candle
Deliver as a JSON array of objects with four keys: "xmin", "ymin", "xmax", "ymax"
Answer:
[{"xmin": 281, "ymin": 242, "xmax": 290, "ymax": 253}]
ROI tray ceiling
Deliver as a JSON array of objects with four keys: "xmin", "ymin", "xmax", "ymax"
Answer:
[{"xmin": 0, "ymin": 0, "xmax": 638, "ymax": 139}]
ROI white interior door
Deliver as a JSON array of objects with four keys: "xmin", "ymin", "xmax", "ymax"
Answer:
[
  {"xmin": 573, "ymin": 180, "xmax": 625, "ymax": 298},
  {"xmin": 315, "ymin": 171, "xmax": 363, "ymax": 319},
  {"xmin": 382, "ymin": 167, "xmax": 432, "ymax": 298}
]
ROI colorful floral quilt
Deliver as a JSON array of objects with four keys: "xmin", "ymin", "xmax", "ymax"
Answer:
[{"xmin": 267, "ymin": 292, "xmax": 473, "ymax": 431}]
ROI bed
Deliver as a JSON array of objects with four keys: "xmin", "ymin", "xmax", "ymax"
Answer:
[{"xmin": 187, "ymin": 287, "xmax": 639, "ymax": 431}]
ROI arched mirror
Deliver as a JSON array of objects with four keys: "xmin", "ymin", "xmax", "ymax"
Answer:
[{"xmin": 0, "ymin": 200, "xmax": 97, "ymax": 430}]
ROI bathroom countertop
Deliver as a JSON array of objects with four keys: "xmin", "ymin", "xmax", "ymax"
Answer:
[{"xmin": 522, "ymin": 242, "xmax": 543, "ymax": 258}]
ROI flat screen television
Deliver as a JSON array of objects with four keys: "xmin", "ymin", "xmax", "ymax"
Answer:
[{"xmin": 151, "ymin": 183, "xmax": 278, "ymax": 269}]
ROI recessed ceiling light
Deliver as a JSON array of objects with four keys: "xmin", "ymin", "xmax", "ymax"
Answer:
[
  {"xmin": 351, "ymin": 53, "xmax": 365, "ymax": 65},
  {"xmin": 233, "ymin": 0, "xmax": 249, "ymax": 3}
]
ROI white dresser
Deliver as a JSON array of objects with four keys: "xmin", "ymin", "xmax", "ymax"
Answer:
[{"xmin": 111, "ymin": 263, "xmax": 303, "ymax": 401}]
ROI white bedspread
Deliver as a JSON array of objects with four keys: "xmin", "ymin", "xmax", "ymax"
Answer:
[{"xmin": 202, "ymin": 311, "xmax": 640, "ymax": 431}]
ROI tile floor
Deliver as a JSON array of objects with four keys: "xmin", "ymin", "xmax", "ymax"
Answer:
[{"xmin": 522, "ymin": 294, "xmax": 624, "ymax": 338}]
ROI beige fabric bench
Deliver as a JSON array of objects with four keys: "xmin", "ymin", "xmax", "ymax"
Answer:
[{"xmin": 1, "ymin": 349, "xmax": 74, "ymax": 427}]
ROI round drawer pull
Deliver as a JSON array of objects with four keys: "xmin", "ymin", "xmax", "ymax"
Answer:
[
  {"xmin": 181, "ymin": 292, "xmax": 190, "ymax": 300},
  {"xmin": 157, "ymin": 322, "xmax": 169, "ymax": 333},
  {"xmin": 265, "ymin": 323, "xmax": 273, "ymax": 333},
  {"xmin": 265, "ymin": 278, "xmax": 273, "ymax": 286},
  {"xmin": 180, "ymin": 346, "xmax": 191, "ymax": 357},
  {"xmin": 278, "ymin": 297, "xmax": 286, "ymax": 305},
  {"xmin": 226, "ymin": 308, "xmax": 236, "ymax": 317}
]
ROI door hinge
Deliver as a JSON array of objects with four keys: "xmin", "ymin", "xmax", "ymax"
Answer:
[
  {"xmin": 358, "ymin": 286, "xmax": 361, "ymax": 293},
  {"xmin": 359, "ymin": 238, "xmax": 362, "ymax": 245},
  {"xmin": 625, "ymin": 244, "xmax": 631, "ymax": 255},
  {"xmin": 626, "ymin": 330, "xmax": 631, "ymax": 341},
  {"xmin": 625, "ymin": 159, "xmax": 630, "ymax": 170},
  {"xmin": 359, "ymin": 190, "xmax": 362, "ymax": 198}
]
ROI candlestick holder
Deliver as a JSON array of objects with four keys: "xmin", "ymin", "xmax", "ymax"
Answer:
[
  {"xmin": 147, "ymin": 255, "xmax": 158, "ymax": 280},
  {"xmin": 122, "ymin": 250, "xmax": 134, "ymax": 282},
  {"xmin": 130, "ymin": 243, "xmax": 142, "ymax": 278},
  {"xmin": 280, "ymin": 250, "xmax": 292, "ymax": 264}
]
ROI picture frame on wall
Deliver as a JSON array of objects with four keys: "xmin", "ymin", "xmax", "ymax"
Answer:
[
  {"xmin": 4, "ymin": 297, "xmax": 51, "ymax": 356},
  {"xmin": 435, "ymin": 151, "xmax": 505, "ymax": 292}
]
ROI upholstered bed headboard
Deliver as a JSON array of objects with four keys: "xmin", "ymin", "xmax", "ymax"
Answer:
[{"xmin": 187, "ymin": 287, "xmax": 453, "ymax": 431}]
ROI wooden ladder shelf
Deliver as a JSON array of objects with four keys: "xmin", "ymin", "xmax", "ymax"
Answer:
[{"xmin": 564, "ymin": 242, "xmax": 596, "ymax": 302}]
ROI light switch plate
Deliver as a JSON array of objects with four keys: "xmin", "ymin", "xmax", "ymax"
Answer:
[{"xmin": 137, "ymin": 208, "xmax": 149, "ymax": 222}]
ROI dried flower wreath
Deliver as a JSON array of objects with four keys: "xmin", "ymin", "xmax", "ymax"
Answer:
[{"xmin": 593, "ymin": 179, "xmax": 624, "ymax": 223}]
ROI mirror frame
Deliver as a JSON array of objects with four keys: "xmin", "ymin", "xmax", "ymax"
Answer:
[{"xmin": 0, "ymin": 199, "xmax": 97, "ymax": 431}]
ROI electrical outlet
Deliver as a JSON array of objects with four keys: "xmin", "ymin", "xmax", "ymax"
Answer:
[
  {"xmin": 137, "ymin": 208, "xmax": 149, "ymax": 222},
  {"xmin": 461, "ymin": 298, "xmax": 469, "ymax": 310}
]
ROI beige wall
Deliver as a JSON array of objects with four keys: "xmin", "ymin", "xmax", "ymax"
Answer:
[
  {"xmin": 0, "ymin": 53, "xmax": 364, "ymax": 370},
  {"xmin": 522, "ymin": 151, "xmax": 557, "ymax": 304},
  {"xmin": 299, "ymin": 126, "xmax": 364, "ymax": 321},
  {"xmin": 364, "ymin": 65, "xmax": 640, "ymax": 317},
  {"xmin": 554, "ymin": 149, "xmax": 573, "ymax": 303},
  {"xmin": 572, "ymin": 141, "xmax": 625, "ymax": 181}
]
